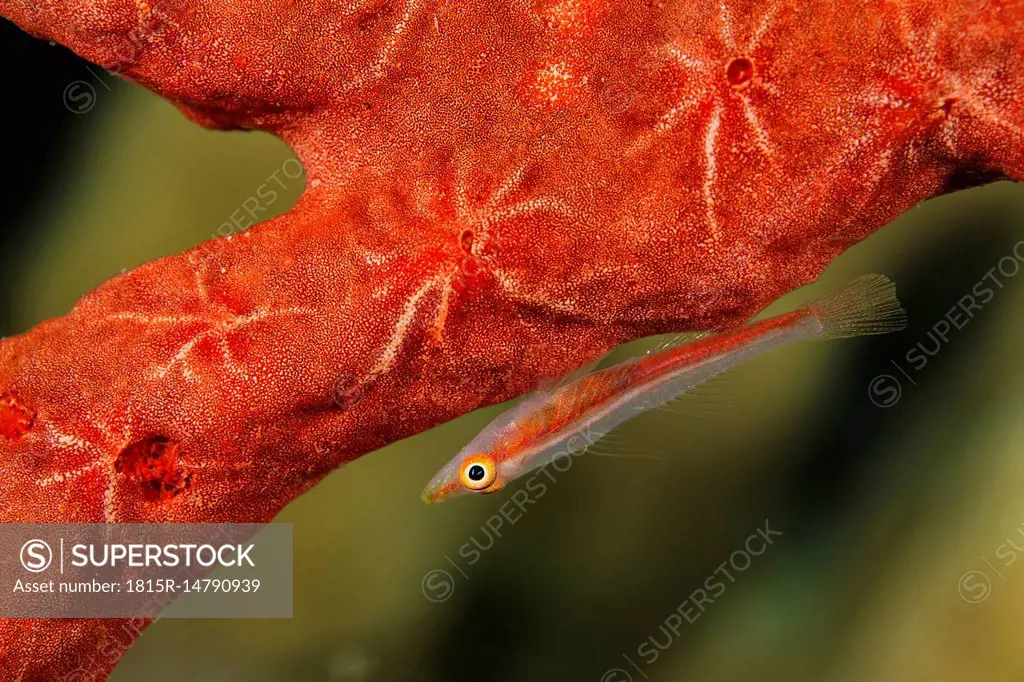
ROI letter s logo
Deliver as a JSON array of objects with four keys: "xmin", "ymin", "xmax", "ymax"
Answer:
[{"xmin": 21, "ymin": 539, "xmax": 53, "ymax": 573}]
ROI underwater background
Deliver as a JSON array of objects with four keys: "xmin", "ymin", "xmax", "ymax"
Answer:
[{"xmin": 4, "ymin": 22, "xmax": 1024, "ymax": 682}]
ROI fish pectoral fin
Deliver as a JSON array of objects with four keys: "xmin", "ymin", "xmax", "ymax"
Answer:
[{"xmin": 564, "ymin": 426, "xmax": 664, "ymax": 462}]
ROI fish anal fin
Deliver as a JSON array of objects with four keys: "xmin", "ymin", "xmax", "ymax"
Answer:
[{"xmin": 652, "ymin": 368, "xmax": 738, "ymax": 418}]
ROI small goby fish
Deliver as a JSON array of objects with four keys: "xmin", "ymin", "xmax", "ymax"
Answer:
[{"xmin": 422, "ymin": 274, "xmax": 907, "ymax": 503}]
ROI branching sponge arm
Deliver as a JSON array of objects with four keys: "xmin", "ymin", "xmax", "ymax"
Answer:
[{"xmin": 1, "ymin": 0, "xmax": 1023, "ymax": 679}]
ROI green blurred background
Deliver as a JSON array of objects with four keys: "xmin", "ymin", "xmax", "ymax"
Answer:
[{"xmin": 5, "ymin": 23, "xmax": 1024, "ymax": 682}]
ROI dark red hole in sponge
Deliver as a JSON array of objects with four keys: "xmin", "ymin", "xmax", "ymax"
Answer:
[
  {"xmin": 115, "ymin": 435, "xmax": 190, "ymax": 501},
  {"xmin": 726, "ymin": 57, "xmax": 754, "ymax": 86}
]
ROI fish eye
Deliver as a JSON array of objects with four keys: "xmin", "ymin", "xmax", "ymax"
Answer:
[{"xmin": 459, "ymin": 456, "xmax": 497, "ymax": 491}]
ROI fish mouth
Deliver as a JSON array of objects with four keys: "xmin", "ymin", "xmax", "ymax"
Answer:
[
  {"xmin": 421, "ymin": 486, "xmax": 455, "ymax": 504},
  {"xmin": 422, "ymin": 457, "xmax": 465, "ymax": 503},
  {"xmin": 420, "ymin": 476, "xmax": 457, "ymax": 504},
  {"xmin": 420, "ymin": 484, "xmax": 439, "ymax": 504}
]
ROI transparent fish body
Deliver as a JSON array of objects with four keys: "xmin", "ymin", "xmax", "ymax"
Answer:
[{"xmin": 423, "ymin": 275, "xmax": 906, "ymax": 503}]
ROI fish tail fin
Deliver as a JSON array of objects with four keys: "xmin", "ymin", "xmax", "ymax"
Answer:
[{"xmin": 801, "ymin": 274, "xmax": 908, "ymax": 340}]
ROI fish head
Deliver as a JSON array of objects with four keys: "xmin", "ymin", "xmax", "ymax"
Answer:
[
  {"xmin": 421, "ymin": 449, "xmax": 510, "ymax": 503},
  {"xmin": 422, "ymin": 421, "xmax": 600, "ymax": 503}
]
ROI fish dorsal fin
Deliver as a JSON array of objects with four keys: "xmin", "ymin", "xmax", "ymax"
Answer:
[
  {"xmin": 532, "ymin": 357, "xmax": 604, "ymax": 395},
  {"xmin": 647, "ymin": 331, "xmax": 713, "ymax": 356},
  {"xmin": 492, "ymin": 357, "xmax": 604, "ymax": 436},
  {"xmin": 633, "ymin": 330, "xmax": 739, "ymax": 417}
]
